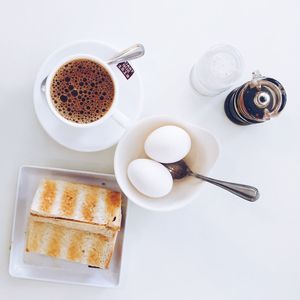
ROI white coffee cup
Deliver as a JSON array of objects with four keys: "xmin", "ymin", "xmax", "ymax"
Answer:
[{"xmin": 45, "ymin": 54, "xmax": 130, "ymax": 128}]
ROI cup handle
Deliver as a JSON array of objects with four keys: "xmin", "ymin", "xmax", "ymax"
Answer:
[{"xmin": 112, "ymin": 109, "xmax": 132, "ymax": 128}]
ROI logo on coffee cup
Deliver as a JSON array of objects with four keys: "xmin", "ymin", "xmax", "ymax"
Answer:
[{"xmin": 117, "ymin": 62, "xmax": 134, "ymax": 80}]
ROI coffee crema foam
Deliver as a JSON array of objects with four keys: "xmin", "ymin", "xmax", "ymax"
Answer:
[{"xmin": 50, "ymin": 58, "xmax": 114, "ymax": 124}]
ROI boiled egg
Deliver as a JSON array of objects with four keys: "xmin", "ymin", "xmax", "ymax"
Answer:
[
  {"xmin": 127, "ymin": 159, "xmax": 173, "ymax": 198},
  {"xmin": 144, "ymin": 125, "xmax": 191, "ymax": 163}
]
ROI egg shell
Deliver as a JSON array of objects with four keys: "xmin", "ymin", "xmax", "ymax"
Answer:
[
  {"xmin": 127, "ymin": 159, "xmax": 173, "ymax": 198},
  {"xmin": 144, "ymin": 125, "xmax": 192, "ymax": 163}
]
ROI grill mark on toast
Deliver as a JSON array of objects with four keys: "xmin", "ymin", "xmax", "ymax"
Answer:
[
  {"xmin": 104, "ymin": 233, "xmax": 117, "ymax": 268},
  {"xmin": 67, "ymin": 230, "xmax": 85, "ymax": 262},
  {"xmin": 104, "ymin": 249, "xmax": 113, "ymax": 269},
  {"xmin": 46, "ymin": 224, "xmax": 64, "ymax": 257},
  {"xmin": 87, "ymin": 234, "xmax": 106, "ymax": 267},
  {"xmin": 105, "ymin": 191, "xmax": 121, "ymax": 225},
  {"xmin": 82, "ymin": 186, "xmax": 100, "ymax": 222},
  {"xmin": 60, "ymin": 183, "xmax": 78, "ymax": 217},
  {"xmin": 39, "ymin": 180, "xmax": 57, "ymax": 213},
  {"xmin": 26, "ymin": 220, "xmax": 45, "ymax": 252}
]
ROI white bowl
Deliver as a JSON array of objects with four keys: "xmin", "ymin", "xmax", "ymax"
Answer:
[{"xmin": 114, "ymin": 115, "xmax": 219, "ymax": 211}]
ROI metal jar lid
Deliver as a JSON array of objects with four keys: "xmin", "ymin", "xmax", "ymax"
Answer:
[{"xmin": 235, "ymin": 70, "xmax": 287, "ymax": 123}]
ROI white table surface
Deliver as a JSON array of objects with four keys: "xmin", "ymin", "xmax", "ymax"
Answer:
[{"xmin": 1, "ymin": 0, "xmax": 299, "ymax": 299}]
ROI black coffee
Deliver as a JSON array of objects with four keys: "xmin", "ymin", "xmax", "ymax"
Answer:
[{"xmin": 50, "ymin": 58, "xmax": 114, "ymax": 124}]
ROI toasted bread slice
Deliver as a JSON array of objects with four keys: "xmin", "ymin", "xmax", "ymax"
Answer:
[
  {"xmin": 26, "ymin": 216, "xmax": 117, "ymax": 269},
  {"xmin": 30, "ymin": 179, "xmax": 122, "ymax": 234}
]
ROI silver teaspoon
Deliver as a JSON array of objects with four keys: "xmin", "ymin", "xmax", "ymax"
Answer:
[
  {"xmin": 41, "ymin": 43, "xmax": 145, "ymax": 92},
  {"xmin": 163, "ymin": 160, "xmax": 259, "ymax": 202}
]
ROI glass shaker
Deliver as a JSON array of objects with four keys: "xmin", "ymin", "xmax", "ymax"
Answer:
[{"xmin": 190, "ymin": 44, "xmax": 245, "ymax": 96}]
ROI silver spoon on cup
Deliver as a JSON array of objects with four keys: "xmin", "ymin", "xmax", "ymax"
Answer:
[
  {"xmin": 40, "ymin": 43, "xmax": 145, "ymax": 92},
  {"xmin": 163, "ymin": 160, "xmax": 260, "ymax": 202}
]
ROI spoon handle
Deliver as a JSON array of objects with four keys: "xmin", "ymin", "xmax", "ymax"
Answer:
[
  {"xmin": 106, "ymin": 44, "xmax": 145, "ymax": 65},
  {"xmin": 190, "ymin": 172, "xmax": 259, "ymax": 202}
]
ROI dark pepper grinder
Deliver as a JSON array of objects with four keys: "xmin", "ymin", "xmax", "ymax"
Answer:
[{"xmin": 224, "ymin": 70, "xmax": 287, "ymax": 125}]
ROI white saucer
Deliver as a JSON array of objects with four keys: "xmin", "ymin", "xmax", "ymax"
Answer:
[{"xmin": 33, "ymin": 40, "xmax": 143, "ymax": 152}]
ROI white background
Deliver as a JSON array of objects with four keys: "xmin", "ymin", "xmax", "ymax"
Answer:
[{"xmin": 1, "ymin": 0, "xmax": 300, "ymax": 299}]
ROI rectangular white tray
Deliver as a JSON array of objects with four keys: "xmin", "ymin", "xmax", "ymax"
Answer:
[{"xmin": 9, "ymin": 165, "xmax": 128, "ymax": 288}]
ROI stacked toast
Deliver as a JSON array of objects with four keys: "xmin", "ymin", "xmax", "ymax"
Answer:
[{"xmin": 26, "ymin": 179, "xmax": 122, "ymax": 269}]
